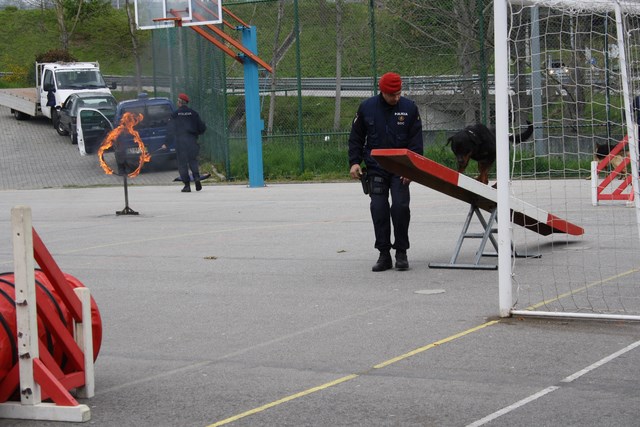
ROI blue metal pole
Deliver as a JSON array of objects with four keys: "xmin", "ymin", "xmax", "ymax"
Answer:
[{"xmin": 241, "ymin": 26, "xmax": 265, "ymax": 187}]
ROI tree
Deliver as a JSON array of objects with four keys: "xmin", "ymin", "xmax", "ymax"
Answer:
[
  {"xmin": 267, "ymin": 0, "xmax": 298, "ymax": 135},
  {"xmin": 53, "ymin": 0, "xmax": 83, "ymax": 51},
  {"xmin": 30, "ymin": 0, "xmax": 111, "ymax": 52},
  {"xmin": 22, "ymin": 0, "xmax": 75, "ymax": 45},
  {"xmin": 452, "ymin": 0, "xmax": 484, "ymax": 124},
  {"xmin": 333, "ymin": 0, "xmax": 344, "ymax": 131},
  {"xmin": 124, "ymin": 0, "xmax": 142, "ymax": 92},
  {"xmin": 382, "ymin": 0, "xmax": 490, "ymax": 123}
]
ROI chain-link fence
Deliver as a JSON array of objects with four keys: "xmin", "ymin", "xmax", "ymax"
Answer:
[{"xmin": 150, "ymin": 0, "xmax": 491, "ymax": 181}]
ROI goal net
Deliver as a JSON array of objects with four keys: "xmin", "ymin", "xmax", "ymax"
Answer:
[{"xmin": 496, "ymin": 0, "xmax": 640, "ymax": 320}]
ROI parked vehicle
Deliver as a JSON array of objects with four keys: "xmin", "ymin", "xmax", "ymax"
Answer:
[
  {"xmin": 0, "ymin": 62, "xmax": 115, "ymax": 128},
  {"xmin": 547, "ymin": 58, "xmax": 570, "ymax": 84},
  {"xmin": 56, "ymin": 92, "xmax": 117, "ymax": 145},
  {"xmin": 76, "ymin": 93, "xmax": 177, "ymax": 167}
]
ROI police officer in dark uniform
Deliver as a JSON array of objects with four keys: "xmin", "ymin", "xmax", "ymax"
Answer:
[
  {"xmin": 348, "ymin": 72, "xmax": 424, "ymax": 271},
  {"xmin": 168, "ymin": 93, "xmax": 207, "ymax": 192}
]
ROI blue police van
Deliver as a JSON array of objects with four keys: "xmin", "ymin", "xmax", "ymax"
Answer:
[{"xmin": 76, "ymin": 93, "xmax": 176, "ymax": 169}]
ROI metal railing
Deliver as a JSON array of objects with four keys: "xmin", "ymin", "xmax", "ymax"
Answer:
[{"xmin": 104, "ymin": 74, "xmax": 491, "ymax": 95}]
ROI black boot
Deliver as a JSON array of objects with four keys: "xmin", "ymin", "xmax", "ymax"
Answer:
[
  {"xmin": 181, "ymin": 181, "xmax": 191, "ymax": 192},
  {"xmin": 372, "ymin": 251, "xmax": 393, "ymax": 272},
  {"xmin": 395, "ymin": 250, "xmax": 409, "ymax": 271},
  {"xmin": 195, "ymin": 180, "xmax": 202, "ymax": 191}
]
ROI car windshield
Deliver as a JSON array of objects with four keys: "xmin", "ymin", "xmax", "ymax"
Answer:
[
  {"xmin": 73, "ymin": 97, "xmax": 117, "ymax": 114},
  {"xmin": 56, "ymin": 70, "xmax": 107, "ymax": 89},
  {"xmin": 120, "ymin": 103, "xmax": 173, "ymax": 129}
]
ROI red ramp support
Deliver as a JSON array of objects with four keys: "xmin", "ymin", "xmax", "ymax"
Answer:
[
  {"xmin": 591, "ymin": 136, "xmax": 634, "ymax": 205},
  {"xmin": 0, "ymin": 206, "xmax": 99, "ymax": 423}
]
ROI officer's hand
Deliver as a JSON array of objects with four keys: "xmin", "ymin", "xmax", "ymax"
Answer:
[
  {"xmin": 350, "ymin": 164, "xmax": 362, "ymax": 180},
  {"xmin": 401, "ymin": 176, "xmax": 412, "ymax": 186}
]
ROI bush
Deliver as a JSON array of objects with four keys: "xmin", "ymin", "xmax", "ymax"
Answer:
[{"xmin": 36, "ymin": 49, "xmax": 78, "ymax": 63}]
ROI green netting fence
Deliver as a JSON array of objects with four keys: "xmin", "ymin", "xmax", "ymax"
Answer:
[{"xmin": 150, "ymin": 0, "xmax": 492, "ymax": 181}]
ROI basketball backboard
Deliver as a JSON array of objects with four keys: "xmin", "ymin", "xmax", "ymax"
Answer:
[{"xmin": 134, "ymin": 0, "xmax": 223, "ymax": 30}]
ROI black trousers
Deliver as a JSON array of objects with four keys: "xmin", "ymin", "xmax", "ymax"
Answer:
[
  {"xmin": 177, "ymin": 141, "xmax": 200, "ymax": 183},
  {"xmin": 369, "ymin": 173, "xmax": 411, "ymax": 252},
  {"xmin": 115, "ymin": 152, "xmax": 137, "ymax": 176}
]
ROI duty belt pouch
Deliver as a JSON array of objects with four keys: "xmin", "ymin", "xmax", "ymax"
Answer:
[
  {"xmin": 360, "ymin": 169, "xmax": 370, "ymax": 195},
  {"xmin": 369, "ymin": 175, "xmax": 387, "ymax": 195}
]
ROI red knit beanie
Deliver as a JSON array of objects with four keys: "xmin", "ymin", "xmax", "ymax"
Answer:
[
  {"xmin": 378, "ymin": 72, "xmax": 402, "ymax": 94},
  {"xmin": 178, "ymin": 93, "xmax": 190, "ymax": 103}
]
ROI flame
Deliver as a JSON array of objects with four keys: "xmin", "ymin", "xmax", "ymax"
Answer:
[{"xmin": 97, "ymin": 112, "xmax": 151, "ymax": 178}]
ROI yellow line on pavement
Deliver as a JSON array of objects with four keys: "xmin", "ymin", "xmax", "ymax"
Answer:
[
  {"xmin": 207, "ymin": 374, "xmax": 359, "ymax": 427},
  {"xmin": 373, "ymin": 320, "xmax": 500, "ymax": 369},
  {"xmin": 524, "ymin": 267, "xmax": 640, "ymax": 311},
  {"xmin": 207, "ymin": 319, "xmax": 501, "ymax": 426}
]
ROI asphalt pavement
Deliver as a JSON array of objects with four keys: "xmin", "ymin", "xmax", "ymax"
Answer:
[
  {"xmin": 0, "ymin": 105, "xmax": 639, "ymax": 427},
  {"xmin": 0, "ymin": 107, "xmax": 179, "ymax": 190}
]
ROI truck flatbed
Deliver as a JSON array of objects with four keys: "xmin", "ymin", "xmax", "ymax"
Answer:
[{"xmin": 0, "ymin": 88, "xmax": 39, "ymax": 118}]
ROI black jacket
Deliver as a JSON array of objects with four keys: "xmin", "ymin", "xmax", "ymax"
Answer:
[
  {"xmin": 168, "ymin": 105, "xmax": 207, "ymax": 146},
  {"xmin": 348, "ymin": 94, "xmax": 423, "ymax": 174}
]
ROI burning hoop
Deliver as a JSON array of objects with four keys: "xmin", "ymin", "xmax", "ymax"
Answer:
[{"xmin": 97, "ymin": 112, "xmax": 150, "ymax": 178}]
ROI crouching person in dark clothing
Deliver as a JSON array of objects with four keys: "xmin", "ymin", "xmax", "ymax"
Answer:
[
  {"xmin": 348, "ymin": 72, "xmax": 424, "ymax": 271},
  {"xmin": 168, "ymin": 93, "xmax": 207, "ymax": 192}
]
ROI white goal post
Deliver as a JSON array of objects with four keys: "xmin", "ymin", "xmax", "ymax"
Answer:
[{"xmin": 495, "ymin": 0, "xmax": 640, "ymax": 320}]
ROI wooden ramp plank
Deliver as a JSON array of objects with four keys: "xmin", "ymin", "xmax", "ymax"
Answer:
[{"xmin": 371, "ymin": 149, "xmax": 584, "ymax": 236}]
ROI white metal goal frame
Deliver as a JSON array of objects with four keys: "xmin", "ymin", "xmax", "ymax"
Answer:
[{"xmin": 494, "ymin": 0, "xmax": 640, "ymax": 320}]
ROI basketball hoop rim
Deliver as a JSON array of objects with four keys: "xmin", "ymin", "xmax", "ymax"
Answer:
[{"xmin": 152, "ymin": 17, "xmax": 183, "ymax": 27}]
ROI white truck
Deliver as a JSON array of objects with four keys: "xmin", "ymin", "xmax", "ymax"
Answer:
[{"xmin": 0, "ymin": 62, "xmax": 115, "ymax": 127}]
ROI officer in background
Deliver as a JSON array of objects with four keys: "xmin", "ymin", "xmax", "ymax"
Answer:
[
  {"xmin": 168, "ymin": 93, "xmax": 207, "ymax": 192},
  {"xmin": 348, "ymin": 72, "xmax": 424, "ymax": 271}
]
